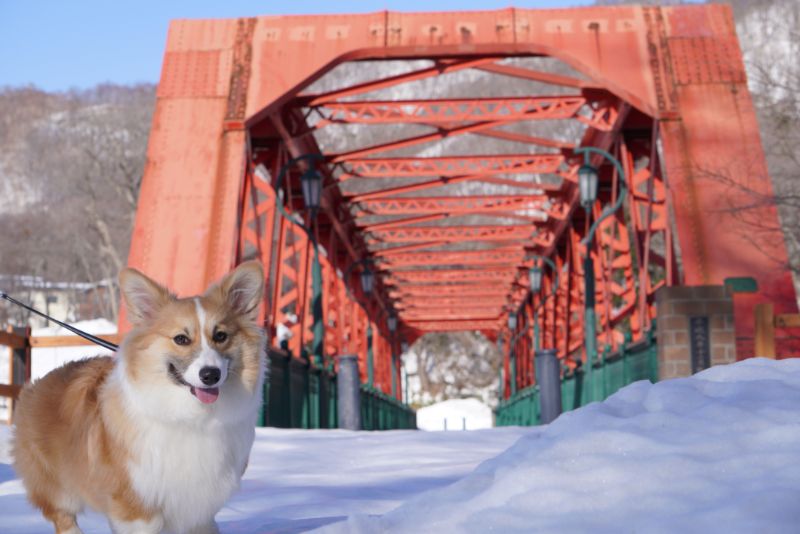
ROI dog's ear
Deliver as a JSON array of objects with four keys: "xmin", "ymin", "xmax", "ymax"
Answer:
[
  {"xmin": 119, "ymin": 268, "xmax": 173, "ymax": 325},
  {"xmin": 216, "ymin": 261, "xmax": 264, "ymax": 321}
]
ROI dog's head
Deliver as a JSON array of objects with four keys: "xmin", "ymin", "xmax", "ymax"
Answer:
[{"xmin": 117, "ymin": 261, "xmax": 265, "ymax": 424}]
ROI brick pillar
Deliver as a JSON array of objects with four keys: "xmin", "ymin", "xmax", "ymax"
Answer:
[{"xmin": 655, "ymin": 286, "xmax": 737, "ymax": 380}]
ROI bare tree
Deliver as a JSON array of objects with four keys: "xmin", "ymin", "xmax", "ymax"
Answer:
[{"xmin": 0, "ymin": 84, "xmax": 155, "ymax": 322}]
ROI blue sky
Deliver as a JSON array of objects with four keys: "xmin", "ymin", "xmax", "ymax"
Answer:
[{"xmin": 0, "ymin": 0, "xmax": 595, "ymax": 91}]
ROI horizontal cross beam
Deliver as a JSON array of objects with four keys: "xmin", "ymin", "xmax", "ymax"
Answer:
[
  {"xmin": 340, "ymin": 154, "xmax": 564, "ymax": 178},
  {"xmin": 389, "ymin": 285, "xmax": 511, "ymax": 297},
  {"xmin": 388, "ymin": 269, "xmax": 517, "ymax": 283},
  {"xmin": 368, "ymin": 224, "xmax": 536, "ymax": 243},
  {"xmin": 403, "ymin": 319, "xmax": 500, "ymax": 331},
  {"xmin": 381, "ymin": 248, "xmax": 525, "ymax": 267},
  {"xmin": 314, "ymin": 96, "xmax": 585, "ymax": 126},
  {"xmin": 397, "ymin": 297, "xmax": 508, "ymax": 309},
  {"xmin": 354, "ymin": 195, "xmax": 550, "ymax": 216}
]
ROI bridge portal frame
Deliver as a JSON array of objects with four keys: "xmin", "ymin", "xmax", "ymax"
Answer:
[{"xmin": 125, "ymin": 4, "xmax": 795, "ymax": 399}]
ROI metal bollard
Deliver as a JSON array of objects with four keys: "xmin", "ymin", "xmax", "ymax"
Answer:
[
  {"xmin": 535, "ymin": 348, "xmax": 562, "ymax": 424},
  {"xmin": 337, "ymin": 354, "xmax": 361, "ymax": 430}
]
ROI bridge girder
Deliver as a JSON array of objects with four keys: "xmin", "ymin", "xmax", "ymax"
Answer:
[{"xmin": 126, "ymin": 4, "xmax": 795, "ymax": 403}]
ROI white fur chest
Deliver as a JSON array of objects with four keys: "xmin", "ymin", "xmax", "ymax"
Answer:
[{"xmin": 126, "ymin": 418, "xmax": 254, "ymax": 532}]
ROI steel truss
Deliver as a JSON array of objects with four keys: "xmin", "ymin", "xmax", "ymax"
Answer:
[{"xmin": 127, "ymin": 5, "xmax": 794, "ymax": 405}]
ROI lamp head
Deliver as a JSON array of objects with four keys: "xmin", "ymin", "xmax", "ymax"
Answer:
[
  {"xmin": 360, "ymin": 264, "xmax": 375, "ymax": 295},
  {"xmin": 507, "ymin": 311, "xmax": 518, "ymax": 331},
  {"xmin": 300, "ymin": 168, "xmax": 323, "ymax": 217},
  {"xmin": 529, "ymin": 265, "xmax": 543, "ymax": 294},
  {"xmin": 578, "ymin": 163, "xmax": 599, "ymax": 210}
]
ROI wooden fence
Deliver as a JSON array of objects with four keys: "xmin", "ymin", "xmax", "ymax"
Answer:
[{"xmin": 0, "ymin": 327, "xmax": 120, "ymax": 423}]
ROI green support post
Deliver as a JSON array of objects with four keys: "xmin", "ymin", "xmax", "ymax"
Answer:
[
  {"xmin": 497, "ymin": 337, "xmax": 504, "ymax": 401},
  {"xmin": 310, "ymin": 243, "xmax": 324, "ymax": 368},
  {"xmin": 510, "ymin": 345, "xmax": 517, "ymax": 395},
  {"xmin": 584, "ymin": 254, "xmax": 597, "ymax": 402},
  {"xmin": 391, "ymin": 354, "xmax": 397, "ymax": 399},
  {"xmin": 367, "ymin": 323, "xmax": 374, "ymax": 387}
]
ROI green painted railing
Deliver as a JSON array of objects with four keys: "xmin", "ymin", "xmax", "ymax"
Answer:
[
  {"xmin": 260, "ymin": 349, "xmax": 415, "ymax": 430},
  {"xmin": 496, "ymin": 330, "xmax": 658, "ymax": 426},
  {"xmin": 361, "ymin": 385, "xmax": 417, "ymax": 430}
]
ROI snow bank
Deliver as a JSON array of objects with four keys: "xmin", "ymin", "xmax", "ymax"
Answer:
[
  {"xmin": 2, "ymin": 358, "xmax": 800, "ymax": 532},
  {"xmin": 327, "ymin": 358, "xmax": 800, "ymax": 533},
  {"xmin": 417, "ymin": 398, "xmax": 493, "ymax": 431}
]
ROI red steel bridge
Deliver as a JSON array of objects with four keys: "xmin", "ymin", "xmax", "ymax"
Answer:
[{"xmin": 124, "ymin": 4, "xmax": 797, "ymax": 404}]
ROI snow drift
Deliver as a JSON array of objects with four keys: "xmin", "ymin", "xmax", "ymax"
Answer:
[
  {"xmin": 324, "ymin": 358, "xmax": 800, "ymax": 533},
  {"xmin": 2, "ymin": 358, "xmax": 800, "ymax": 533}
]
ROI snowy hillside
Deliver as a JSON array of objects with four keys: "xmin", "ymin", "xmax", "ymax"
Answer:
[{"xmin": 3, "ymin": 358, "xmax": 800, "ymax": 532}]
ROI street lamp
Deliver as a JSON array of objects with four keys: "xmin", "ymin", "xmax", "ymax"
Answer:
[
  {"xmin": 507, "ymin": 311, "xmax": 518, "ymax": 394},
  {"xmin": 578, "ymin": 162, "xmax": 599, "ymax": 210},
  {"xmin": 528, "ymin": 255, "xmax": 559, "ymax": 353},
  {"xmin": 266, "ymin": 154, "xmax": 326, "ymax": 367},
  {"xmin": 344, "ymin": 257, "xmax": 378, "ymax": 387},
  {"xmin": 529, "ymin": 264, "xmax": 543, "ymax": 294},
  {"xmin": 574, "ymin": 146, "xmax": 627, "ymax": 403},
  {"xmin": 507, "ymin": 311, "xmax": 518, "ymax": 331},
  {"xmin": 300, "ymin": 167, "xmax": 322, "ymax": 218},
  {"xmin": 387, "ymin": 311, "xmax": 398, "ymax": 398},
  {"xmin": 360, "ymin": 264, "xmax": 375, "ymax": 295},
  {"xmin": 527, "ymin": 254, "xmax": 562, "ymax": 423}
]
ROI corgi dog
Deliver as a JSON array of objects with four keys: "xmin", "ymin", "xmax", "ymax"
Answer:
[{"xmin": 12, "ymin": 261, "xmax": 266, "ymax": 534}]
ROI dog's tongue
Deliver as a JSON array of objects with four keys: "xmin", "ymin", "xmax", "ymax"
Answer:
[{"xmin": 191, "ymin": 386, "xmax": 219, "ymax": 404}]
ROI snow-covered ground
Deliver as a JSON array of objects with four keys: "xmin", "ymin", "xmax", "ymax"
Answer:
[
  {"xmin": 416, "ymin": 398, "xmax": 493, "ymax": 431},
  {"xmin": 3, "ymin": 358, "xmax": 800, "ymax": 532},
  {"xmin": 0, "ymin": 425, "xmax": 527, "ymax": 533}
]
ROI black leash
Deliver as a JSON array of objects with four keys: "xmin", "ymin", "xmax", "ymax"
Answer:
[{"xmin": 0, "ymin": 292, "xmax": 119, "ymax": 351}]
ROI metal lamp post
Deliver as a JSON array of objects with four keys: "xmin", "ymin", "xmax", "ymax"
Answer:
[
  {"xmin": 401, "ymin": 340, "xmax": 409, "ymax": 404},
  {"xmin": 338, "ymin": 257, "xmax": 378, "ymax": 430},
  {"xmin": 270, "ymin": 155, "xmax": 325, "ymax": 367},
  {"xmin": 497, "ymin": 336, "xmax": 505, "ymax": 402},
  {"xmin": 528, "ymin": 254, "xmax": 562, "ymax": 423},
  {"xmin": 574, "ymin": 146, "xmax": 627, "ymax": 402},
  {"xmin": 507, "ymin": 311, "xmax": 518, "ymax": 395},
  {"xmin": 528, "ymin": 255, "xmax": 559, "ymax": 353},
  {"xmin": 388, "ymin": 312, "xmax": 398, "ymax": 398},
  {"xmin": 344, "ymin": 258, "xmax": 377, "ymax": 387}
]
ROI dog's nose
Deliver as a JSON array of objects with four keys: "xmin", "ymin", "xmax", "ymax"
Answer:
[{"xmin": 199, "ymin": 366, "xmax": 221, "ymax": 386}]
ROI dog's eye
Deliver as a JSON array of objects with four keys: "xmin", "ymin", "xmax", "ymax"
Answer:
[
  {"xmin": 173, "ymin": 334, "xmax": 191, "ymax": 346},
  {"xmin": 213, "ymin": 331, "xmax": 228, "ymax": 343}
]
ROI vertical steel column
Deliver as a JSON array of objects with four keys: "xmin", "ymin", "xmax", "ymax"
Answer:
[
  {"xmin": 536, "ymin": 348, "xmax": 562, "ymax": 424},
  {"xmin": 583, "ymin": 252, "xmax": 597, "ymax": 401},
  {"xmin": 366, "ymin": 322, "xmax": 374, "ymax": 387},
  {"xmin": 337, "ymin": 354, "xmax": 361, "ymax": 430},
  {"xmin": 310, "ymin": 243, "xmax": 323, "ymax": 366}
]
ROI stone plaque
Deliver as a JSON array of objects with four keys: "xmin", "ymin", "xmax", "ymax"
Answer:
[{"xmin": 689, "ymin": 316, "xmax": 711, "ymax": 374}]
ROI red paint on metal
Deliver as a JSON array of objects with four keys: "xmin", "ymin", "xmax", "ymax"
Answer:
[{"xmin": 126, "ymin": 4, "xmax": 796, "ymax": 397}]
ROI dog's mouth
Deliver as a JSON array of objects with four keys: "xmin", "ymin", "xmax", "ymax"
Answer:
[{"xmin": 168, "ymin": 364, "xmax": 220, "ymax": 405}]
